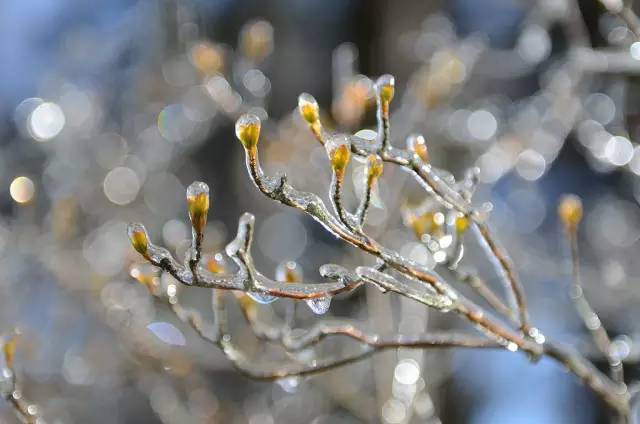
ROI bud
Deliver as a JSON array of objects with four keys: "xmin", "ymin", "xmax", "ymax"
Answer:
[
  {"xmin": 3, "ymin": 336, "xmax": 17, "ymax": 368},
  {"xmin": 128, "ymin": 223, "xmax": 149, "ymax": 257},
  {"xmin": 235, "ymin": 113, "xmax": 261, "ymax": 150},
  {"xmin": 276, "ymin": 261, "xmax": 303, "ymax": 283},
  {"xmin": 326, "ymin": 135, "xmax": 351, "ymax": 173},
  {"xmin": 186, "ymin": 181, "xmax": 210, "ymax": 235},
  {"xmin": 375, "ymin": 74, "xmax": 395, "ymax": 105},
  {"xmin": 455, "ymin": 215, "xmax": 469, "ymax": 234},
  {"xmin": 298, "ymin": 93, "xmax": 320, "ymax": 124},
  {"xmin": 407, "ymin": 134, "xmax": 429, "ymax": 163},
  {"xmin": 558, "ymin": 194, "xmax": 583, "ymax": 230},
  {"xmin": 367, "ymin": 154, "xmax": 384, "ymax": 181}
]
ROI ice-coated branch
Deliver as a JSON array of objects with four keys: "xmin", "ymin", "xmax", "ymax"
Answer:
[
  {"xmin": 234, "ymin": 111, "xmax": 545, "ymax": 359},
  {"xmin": 295, "ymin": 85, "xmax": 531, "ymax": 335},
  {"xmin": 128, "ymin": 180, "xmax": 364, "ymax": 301},
  {"xmin": 559, "ymin": 195, "xmax": 625, "ymax": 385},
  {"xmin": 141, "ymin": 262, "xmax": 499, "ymax": 381},
  {"xmin": 230, "ymin": 84, "xmax": 632, "ymax": 414},
  {"xmin": 450, "ymin": 267, "xmax": 518, "ymax": 326},
  {"xmin": 218, "ymin": 329, "xmax": 501, "ymax": 380},
  {"xmin": 544, "ymin": 341, "xmax": 630, "ymax": 416},
  {"xmin": 355, "ymin": 154, "xmax": 383, "ymax": 228},
  {"xmin": 325, "ymin": 134, "xmax": 357, "ymax": 230},
  {"xmin": 472, "ymin": 222, "xmax": 531, "ymax": 334},
  {"xmin": 128, "ymin": 174, "xmax": 509, "ymax": 382},
  {"xmin": 281, "ymin": 321, "xmax": 499, "ymax": 352}
]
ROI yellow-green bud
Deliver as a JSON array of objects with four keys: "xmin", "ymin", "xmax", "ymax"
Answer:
[
  {"xmin": 298, "ymin": 93, "xmax": 320, "ymax": 124},
  {"xmin": 375, "ymin": 74, "xmax": 395, "ymax": 104},
  {"xmin": 326, "ymin": 135, "xmax": 351, "ymax": 173},
  {"xmin": 407, "ymin": 134, "xmax": 429, "ymax": 163},
  {"xmin": 235, "ymin": 113, "xmax": 261, "ymax": 150},
  {"xmin": 127, "ymin": 223, "xmax": 149, "ymax": 257},
  {"xmin": 186, "ymin": 181, "xmax": 210, "ymax": 235},
  {"xmin": 367, "ymin": 154, "xmax": 384, "ymax": 181}
]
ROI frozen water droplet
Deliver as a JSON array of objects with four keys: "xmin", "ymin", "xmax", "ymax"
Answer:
[
  {"xmin": 305, "ymin": 296, "xmax": 332, "ymax": 315},
  {"xmin": 147, "ymin": 322, "xmax": 186, "ymax": 346},
  {"xmin": 325, "ymin": 134, "xmax": 350, "ymax": 154},
  {"xmin": 236, "ymin": 113, "xmax": 261, "ymax": 131},
  {"xmin": 375, "ymin": 74, "xmax": 395, "ymax": 93},
  {"xmin": 186, "ymin": 181, "xmax": 209, "ymax": 198},
  {"xmin": 247, "ymin": 291, "xmax": 277, "ymax": 304}
]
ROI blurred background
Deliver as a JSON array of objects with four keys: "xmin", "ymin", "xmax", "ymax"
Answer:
[{"xmin": 1, "ymin": 0, "xmax": 640, "ymax": 422}]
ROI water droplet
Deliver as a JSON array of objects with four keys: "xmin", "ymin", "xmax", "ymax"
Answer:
[
  {"xmin": 305, "ymin": 296, "xmax": 331, "ymax": 315},
  {"xmin": 247, "ymin": 291, "xmax": 277, "ymax": 304},
  {"xmin": 147, "ymin": 322, "xmax": 186, "ymax": 346}
]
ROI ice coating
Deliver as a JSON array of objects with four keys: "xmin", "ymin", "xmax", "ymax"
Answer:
[
  {"xmin": 186, "ymin": 181, "xmax": 210, "ymax": 233},
  {"xmin": 305, "ymin": 296, "xmax": 332, "ymax": 315},
  {"xmin": 235, "ymin": 113, "xmax": 261, "ymax": 150},
  {"xmin": 298, "ymin": 93, "xmax": 319, "ymax": 124},
  {"xmin": 406, "ymin": 134, "xmax": 429, "ymax": 163},
  {"xmin": 375, "ymin": 74, "xmax": 395, "ymax": 103},
  {"xmin": 325, "ymin": 134, "xmax": 351, "ymax": 172},
  {"xmin": 127, "ymin": 223, "xmax": 149, "ymax": 256}
]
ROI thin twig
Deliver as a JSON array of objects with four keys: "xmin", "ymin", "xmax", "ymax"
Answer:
[{"xmin": 567, "ymin": 226, "xmax": 624, "ymax": 384}]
